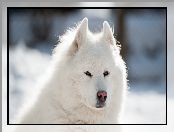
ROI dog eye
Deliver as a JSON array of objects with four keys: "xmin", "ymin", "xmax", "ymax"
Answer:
[
  {"xmin": 84, "ymin": 71, "xmax": 93, "ymax": 77},
  {"xmin": 103, "ymin": 71, "xmax": 109, "ymax": 77}
]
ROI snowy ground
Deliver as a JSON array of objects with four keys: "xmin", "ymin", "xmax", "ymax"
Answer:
[{"xmin": 7, "ymin": 43, "xmax": 166, "ymax": 124}]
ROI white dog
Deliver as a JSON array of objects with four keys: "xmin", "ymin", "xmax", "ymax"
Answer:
[{"xmin": 17, "ymin": 18, "xmax": 127, "ymax": 124}]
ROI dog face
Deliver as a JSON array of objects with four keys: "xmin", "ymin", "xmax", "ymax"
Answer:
[{"xmin": 63, "ymin": 18, "xmax": 126, "ymax": 110}]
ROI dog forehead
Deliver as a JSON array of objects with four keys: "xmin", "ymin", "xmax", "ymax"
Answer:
[
  {"xmin": 75, "ymin": 51, "xmax": 113, "ymax": 73},
  {"xmin": 79, "ymin": 45, "xmax": 111, "ymax": 62},
  {"xmin": 81, "ymin": 39, "xmax": 112, "ymax": 56}
]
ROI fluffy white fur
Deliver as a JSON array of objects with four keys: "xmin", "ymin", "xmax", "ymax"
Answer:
[{"xmin": 17, "ymin": 18, "xmax": 127, "ymax": 124}]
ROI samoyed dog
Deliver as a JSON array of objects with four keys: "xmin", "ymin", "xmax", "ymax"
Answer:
[{"xmin": 18, "ymin": 18, "xmax": 127, "ymax": 124}]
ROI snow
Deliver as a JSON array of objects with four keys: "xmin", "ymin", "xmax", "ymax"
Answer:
[
  {"xmin": 122, "ymin": 92, "xmax": 166, "ymax": 124},
  {"xmin": 9, "ymin": 41, "xmax": 51, "ymax": 122}
]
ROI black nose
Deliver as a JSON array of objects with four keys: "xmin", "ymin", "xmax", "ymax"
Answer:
[{"xmin": 97, "ymin": 91, "xmax": 107, "ymax": 102}]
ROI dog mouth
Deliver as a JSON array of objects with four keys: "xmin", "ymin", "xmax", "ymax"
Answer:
[{"xmin": 96, "ymin": 101, "xmax": 106, "ymax": 108}]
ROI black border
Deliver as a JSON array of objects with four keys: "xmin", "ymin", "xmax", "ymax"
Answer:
[{"xmin": 7, "ymin": 7, "xmax": 167, "ymax": 125}]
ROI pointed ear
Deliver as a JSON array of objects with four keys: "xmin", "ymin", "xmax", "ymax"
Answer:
[
  {"xmin": 75, "ymin": 17, "xmax": 88, "ymax": 49},
  {"xmin": 103, "ymin": 21, "xmax": 114, "ymax": 44},
  {"xmin": 68, "ymin": 18, "xmax": 88, "ymax": 56}
]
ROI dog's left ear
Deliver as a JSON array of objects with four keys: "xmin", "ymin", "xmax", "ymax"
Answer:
[
  {"xmin": 103, "ymin": 21, "xmax": 114, "ymax": 45},
  {"xmin": 75, "ymin": 17, "xmax": 88, "ymax": 49}
]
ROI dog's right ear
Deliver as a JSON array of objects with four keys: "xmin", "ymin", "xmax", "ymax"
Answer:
[
  {"xmin": 68, "ymin": 18, "xmax": 88, "ymax": 56},
  {"xmin": 72, "ymin": 18, "xmax": 88, "ymax": 53}
]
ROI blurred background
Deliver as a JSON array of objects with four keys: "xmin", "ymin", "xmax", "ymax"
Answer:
[{"xmin": 8, "ymin": 8, "xmax": 166, "ymax": 124}]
